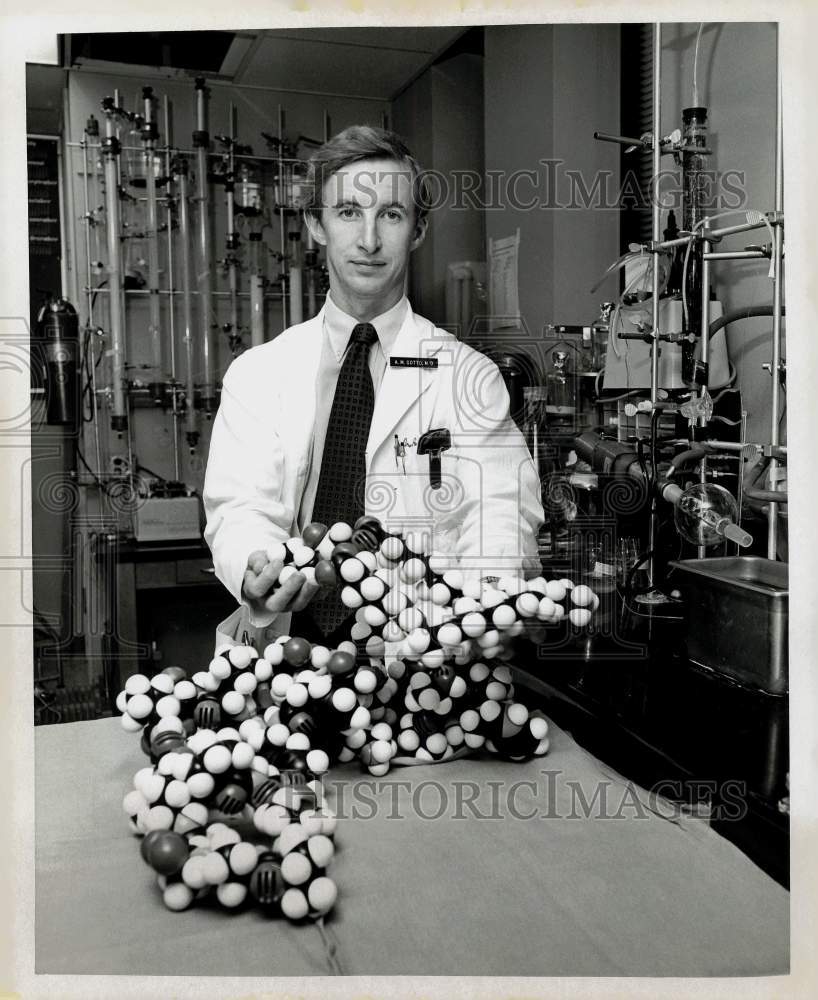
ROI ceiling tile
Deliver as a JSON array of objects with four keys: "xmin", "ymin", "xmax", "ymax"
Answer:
[
  {"xmin": 260, "ymin": 27, "xmax": 464, "ymax": 55},
  {"xmin": 238, "ymin": 35, "xmax": 438, "ymax": 98}
]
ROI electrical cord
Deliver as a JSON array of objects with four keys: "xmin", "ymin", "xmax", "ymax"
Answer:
[
  {"xmin": 707, "ymin": 305, "xmax": 783, "ymax": 342},
  {"xmin": 74, "ymin": 438, "xmax": 106, "ymax": 490},
  {"xmin": 136, "ymin": 462, "xmax": 169, "ymax": 483},
  {"xmin": 681, "ymin": 210, "xmax": 777, "ymax": 331}
]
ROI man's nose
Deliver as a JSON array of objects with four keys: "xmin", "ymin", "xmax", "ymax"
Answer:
[{"xmin": 357, "ymin": 214, "xmax": 381, "ymax": 254}]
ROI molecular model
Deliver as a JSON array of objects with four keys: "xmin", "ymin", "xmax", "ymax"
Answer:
[{"xmin": 118, "ymin": 516, "xmax": 598, "ymax": 921}]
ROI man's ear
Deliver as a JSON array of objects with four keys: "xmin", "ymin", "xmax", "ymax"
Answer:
[
  {"xmin": 304, "ymin": 211, "xmax": 327, "ymax": 247},
  {"xmin": 411, "ymin": 215, "xmax": 428, "ymax": 251}
]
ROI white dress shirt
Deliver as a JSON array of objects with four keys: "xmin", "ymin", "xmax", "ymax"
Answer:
[{"xmin": 297, "ymin": 291, "xmax": 408, "ymax": 530}]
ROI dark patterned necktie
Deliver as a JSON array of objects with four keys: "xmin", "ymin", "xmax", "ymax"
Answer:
[{"xmin": 308, "ymin": 322, "xmax": 378, "ymax": 635}]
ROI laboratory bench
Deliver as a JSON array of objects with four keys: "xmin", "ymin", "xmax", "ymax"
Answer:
[
  {"xmin": 33, "ymin": 565, "xmax": 790, "ymax": 976},
  {"xmin": 35, "ymin": 712, "xmax": 789, "ymax": 978}
]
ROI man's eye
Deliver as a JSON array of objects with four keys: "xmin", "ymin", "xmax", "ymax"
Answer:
[
  {"xmin": 338, "ymin": 207, "xmax": 358, "ymax": 218},
  {"xmin": 384, "ymin": 210, "xmax": 404, "ymax": 221}
]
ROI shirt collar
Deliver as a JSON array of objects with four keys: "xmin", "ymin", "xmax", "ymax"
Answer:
[{"xmin": 323, "ymin": 292, "xmax": 408, "ymax": 363}]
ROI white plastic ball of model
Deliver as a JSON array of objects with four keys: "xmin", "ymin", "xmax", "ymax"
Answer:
[
  {"xmin": 203, "ymin": 744, "xmax": 232, "ymax": 775},
  {"xmin": 363, "ymin": 605, "xmax": 387, "ymax": 628},
  {"xmin": 125, "ymin": 693, "xmax": 154, "ymax": 721},
  {"xmin": 291, "ymin": 546, "xmax": 315, "ymax": 568},
  {"xmin": 506, "ymin": 619, "xmax": 525, "ymax": 638},
  {"xmin": 234, "ymin": 672, "xmax": 258, "ymax": 696},
  {"xmin": 180, "ymin": 855, "xmax": 207, "ymax": 891},
  {"xmin": 174, "ymin": 680, "xmax": 198, "ymax": 704},
  {"xmin": 209, "ymin": 656, "xmax": 231, "ymax": 681},
  {"xmin": 163, "ymin": 882, "xmax": 194, "ymax": 911},
  {"xmin": 398, "ymin": 607, "xmax": 424, "ymax": 633},
  {"xmin": 228, "ymin": 645, "xmax": 254, "ymax": 670},
  {"xmin": 382, "ymin": 620, "xmax": 405, "ymax": 643},
  {"xmin": 357, "ymin": 550, "xmax": 377, "ymax": 573},
  {"xmin": 341, "ymin": 586, "xmax": 363, "ymax": 609},
  {"xmin": 480, "ymin": 587, "xmax": 506, "ymax": 610},
  {"xmin": 310, "ymin": 645, "xmax": 331, "ymax": 670},
  {"xmin": 360, "ymin": 576, "xmax": 386, "ymax": 602},
  {"xmin": 461, "ymin": 612, "xmax": 487, "ymax": 638},
  {"xmin": 407, "ymin": 628, "xmax": 431, "ymax": 654},
  {"xmin": 328, "ymin": 522, "xmax": 353, "ymax": 542},
  {"xmin": 452, "ymin": 596, "xmax": 481, "ymax": 616},
  {"xmin": 202, "ymin": 851, "xmax": 230, "ymax": 886},
  {"xmin": 544, "ymin": 580, "xmax": 566, "ymax": 602},
  {"xmin": 477, "ymin": 628, "xmax": 501, "ymax": 649},
  {"xmin": 221, "ymin": 691, "xmax": 245, "ymax": 716},
  {"xmin": 306, "ymin": 833, "xmax": 334, "ymax": 870},
  {"xmin": 306, "ymin": 749, "xmax": 330, "ymax": 776},
  {"xmin": 125, "ymin": 673, "xmax": 151, "ymax": 697},
  {"xmin": 437, "ymin": 622, "xmax": 463, "ymax": 647},
  {"xmin": 281, "ymin": 887, "xmax": 310, "ymax": 920},
  {"xmin": 569, "ymin": 607, "xmax": 593, "ymax": 628},
  {"xmin": 163, "ymin": 780, "xmax": 192, "ymax": 809},
  {"xmin": 380, "ymin": 536, "xmax": 404, "ymax": 561},
  {"xmin": 382, "ymin": 589, "xmax": 409, "ymax": 617},
  {"xmin": 263, "ymin": 642, "xmax": 284, "ymax": 667},
  {"xmin": 420, "ymin": 647, "xmax": 445, "ymax": 670},
  {"xmin": 285, "ymin": 683, "xmax": 309, "ymax": 709},
  {"xmin": 492, "ymin": 604, "xmax": 517, "ymax": 630},
  {"xmin": 537, "ymin": 596, "xmax": 558, "ymax": 621},
  {"xmin": 401, "ymin": 558, "xmax": 427, "ymax": 584},
  {"xmin": 216, "ymin": 882, "xmax": 247, "ymax": 908},
  {"xmin": 340, "ymin": 558, "xmax": 365, "ymax": 583},
  {"xmin": 516, "ymin": 592, "xmax": 540, "ymax": 618},
  {"xmin": 571, "ymin": 585, "xmax": 595, "ymax": 608},
  {"xmin": 281, "ymin": 852, "xmax": 312, "ymax": 886},
  {"xmin": 350, "ymin": 621, "xmax": 371, "ymax": 642},
  {"xmin": 231, "ymin": 741, "xmax": 255, "ymax": 770},
  {"xmin": 398, "ymin": 728, "xmax": 420, "ymax": 752}
]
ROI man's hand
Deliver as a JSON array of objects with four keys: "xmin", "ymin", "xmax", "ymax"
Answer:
[{"xmin": 242, "ymin": 549, "xmax": 321, "ymax": 617}]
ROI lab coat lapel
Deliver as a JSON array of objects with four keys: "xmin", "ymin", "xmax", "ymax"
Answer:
[
  {"xmin": 282, "ymin": 309, "xmax": 325, "ymax": 433},
  {"xmin": 367, "ymin": 307, "xmax": 442, "ymax": 457}
]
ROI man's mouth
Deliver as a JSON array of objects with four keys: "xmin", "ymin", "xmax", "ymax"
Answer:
[{"xmin": 350, "ymin": 259, "xmax": 386, "ymax": 267}]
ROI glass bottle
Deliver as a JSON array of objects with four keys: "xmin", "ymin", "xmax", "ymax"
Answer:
[
  {"xmin": 545, "ymin": 349, "xmax": 577, "ymax": 421},
  {"xmin": 590, "ymin": 302, "xmax": 614, "ymax": 372}
]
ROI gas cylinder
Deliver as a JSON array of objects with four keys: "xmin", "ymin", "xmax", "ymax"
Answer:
[{"xmin": 37, "ymin": 296, "xmax": 79, "ymax": 426}]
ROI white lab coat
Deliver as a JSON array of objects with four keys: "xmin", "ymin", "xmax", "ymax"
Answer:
[{"xmin": 204, "ymin": 301, "xmax": 543, "ymax": 648}]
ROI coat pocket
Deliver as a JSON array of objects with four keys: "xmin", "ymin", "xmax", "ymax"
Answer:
[{"xmin": 215, "ymin": 605, "xmax": 290, "ymax": 654}]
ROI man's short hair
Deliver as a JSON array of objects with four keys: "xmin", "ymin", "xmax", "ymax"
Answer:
[{"xmin": 302, "ymin": 124, "xmax": 431, "ymax": 225}]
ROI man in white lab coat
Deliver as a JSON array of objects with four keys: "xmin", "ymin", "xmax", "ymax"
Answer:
[{"xmin": 204, "ymin": 126, "xmax": 543, "ymax": 648}]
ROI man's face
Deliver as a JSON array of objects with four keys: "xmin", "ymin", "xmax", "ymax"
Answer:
[{"xmin": 305, "ymin": 157, "xmax": 427, "ymax": 319}]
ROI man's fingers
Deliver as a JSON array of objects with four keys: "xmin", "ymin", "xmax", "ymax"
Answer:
[
  {"xmin": 289, "ymin": 579, "xmax": 321, "ymax": 613},
  {"xmin": 263, "ymin": 570, "xmax": 305, "ymax": 612},
  {"xmin": 247, "ymin": 550, "xmax": 268, "ymax": 575},
  {"xmin": 243, "ymin": 558, "xmax": 283, "ymax": 599}
]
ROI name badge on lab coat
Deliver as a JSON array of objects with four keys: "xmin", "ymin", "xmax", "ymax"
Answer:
[{"xmin": 390, "ymin": 356, "xmax": 438, "ymax": 369}]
